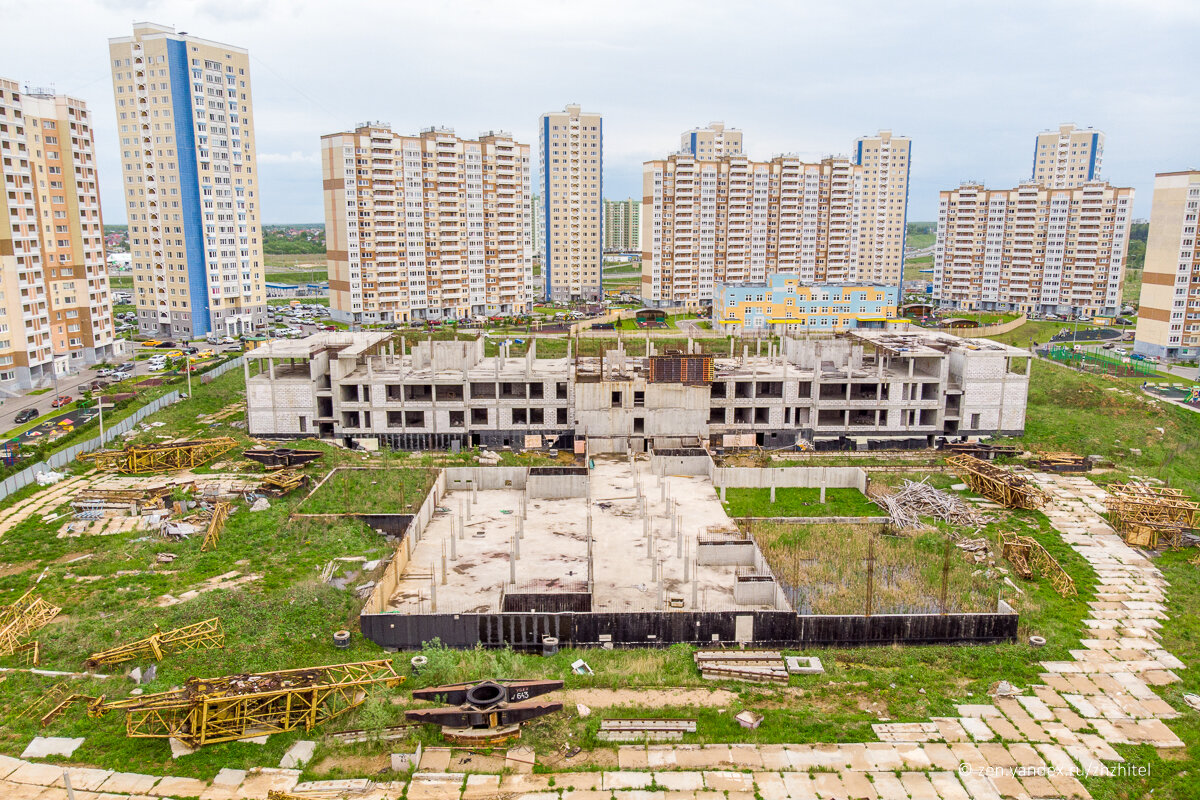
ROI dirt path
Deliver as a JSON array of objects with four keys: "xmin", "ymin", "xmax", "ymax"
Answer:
[{"xmin": 560, "ymin": 687, "xmax": 738, "ymax": 709}]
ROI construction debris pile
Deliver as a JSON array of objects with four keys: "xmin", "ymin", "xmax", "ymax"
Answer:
[
  {"xmin": 0, "ymin": 588, "xmax": 60, "ymax": 665},
  {"xmin": 1105, "ymin": 484, "xmax": 1200, "ymax": 550},
  {"xmin": 694, "ymin": 650, "xmax": 788, "ymax": 684},
  {"xmin": 873, "ymin": 478, "xmax": 985, "ymax": 531},
  {"xmin": 89, "ymin": 659, "xmax": 402, "ymax": 747},
  {"xmin": 947, "ymin": 454, "xmax": 1047, "ymax": 510}
]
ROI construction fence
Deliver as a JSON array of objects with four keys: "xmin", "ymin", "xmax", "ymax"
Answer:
[{"xmin": 0, "ymin": 391, "xmax": 184, "ymax": 503}]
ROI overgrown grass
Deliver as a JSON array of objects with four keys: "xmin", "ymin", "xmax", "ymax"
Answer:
[
  {"xmin": 721, "ymin": 487, "xmax": 879, "ymax": 518},
  {"xmin": 752, "ymin": 522, "xmax": 995, "ymax": 614},
  {"xmin": 298, "ymin": 467, "xmax": 436, "ymax": 515}
]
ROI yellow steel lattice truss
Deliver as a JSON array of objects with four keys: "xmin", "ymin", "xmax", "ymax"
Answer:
[
  {"xmin": 78, "ymin": 437, "xmax": 238, "ymax": 474},
  {"xmin": 90, "ymin": 659, "xmax": 402, "ymax": 746},
  {"xmin": 946, "ymin": 454, "xmax": 1047, "ymax": 510},
  {"xmin": 85, "ymin": 617, "xmax": 225, "ymax": 670},
  {"xmin": 1104, "ymin": 484, "xmax": 1199, "ymax": 542},
  {"xmin": 0, "ymin": 589, "xmax": 61, "ymax": 657},
  {"xmin": 1000, "ymin": 531, "xmax": 1077, "ymax": 597},
  {"xmin": 200, "ymin": 503, "xmax": 230, "ymax": 552}
]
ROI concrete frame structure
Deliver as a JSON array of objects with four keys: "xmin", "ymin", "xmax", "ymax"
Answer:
[
  {"xmin": 0, "ymin": 79, "xmax": 115, "ymax": 389},
  {"xmin": 108, "ymin": 22, "xmax": 266, "ymax": 338},
  {"xmin": 321, "ymin": 123, "xmax": 532, "ymax": 324},
  {"xmin": 1134, "ymin": 171, "xmax": 1200, "ymax": 361},
  {"xmin": 642, "ymin": 130, "xmax": 909, "ymax": 307},
  {"xmin": 680, "ymin": 122, "xmax": 743, "ymax": 158},
  {"xmin": 934, "ymin": 181, "xmax": 1132, "ymax": 318},
  {"xmin": 1033, "ymin": 124, "xmax": 1104, "ymax": 189},
  {"xmin": 246, "ymin": 330, "xmax": 1030, "ymax": 451},
  {"xmin": 539, "ymin": 105, "xmax": 603, "ymax": 302},
  {"xmin": 602, "ymin": 198, "xmax": 640, "ymax": 252},
  {"xmin": 716, "ymin": 276, "xmax": 898, "ymax": 333}
]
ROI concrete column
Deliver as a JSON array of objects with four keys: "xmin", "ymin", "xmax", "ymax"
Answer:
[
  {"xmin": 430, "ymin": 569, "xmax": 437, "ymax": 612},
  {"xmin": 657, "ymin": 570, "xmax": 664, "ymax": 610},
  {"xmin": 676, "ymin": 527, "xmax": 683, "ymax": 559},
  {"xmin": 518, "ymin": 514, "xmax": 525, "ymax": 540},
  {"xmin": 586, "ymin": 511, "xmax": 592, "ymax": 540},
  {"xmin": 509, "ymin": 541, "xmax": 517, "ymax": 584},
  {"xmin": 820, "ymin": 484, "xmax": 826, "ymax": 504},
  {"xmin": 450, "ymin": 528, "xmax": 457, "ymax": 561},
  {"xmin": 514, "ymin": 528, "xmax": 520, "ymax": 558},
  {"xmin": 441, "ymin": 541, "xmax": 447, "ymax": 585},
  {"xmin": 683, "ymin": 540, "xmax": 691, "ymax": 582},
  {"xmin": 770, "ymin": 485, "xmax": 776, "ymax": 503},
  {"xmin": 720, "ymin": 485, "xmax": 726, "ymax": 502},
  {"xmin": 671, "ymin": 509, "xmax": 677, "ymax": 539},
  {"xmin": 651, "ymin": 553, "xmax": 658, "ymax": 582},
  {"xmin": 692, "ymin": 565, "xmax": 699, "ymax": 607}
]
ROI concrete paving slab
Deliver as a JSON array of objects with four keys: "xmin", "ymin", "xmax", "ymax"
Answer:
[
  {"xmin": 96, "ymin": 773, "xmax": 160, "ymax": 795},
  {"xmin": 928, "ymin": 772, "xmax": 971, "ymax": 800},
  {"xmin": 8, "ymin": 762, "xmax": 69, "ymax": 787},
  {"xmin": 20, "ymin": 738, "xmax": 85, "ymax": 760},
  {"xmin": 56, "ymin": 768, "xmax": 113, "ymax": 791},
  {"xmin": 279, "ymin": 740, "xmax": 316, "ymax": 769},
  {"xmin": 149, "ymin": 776, "xmax": 210, "ymax": 797},
  {"xmin": 867, "ymin": 772, "xmax": 906, "ymax": 800},
  {"xmin": 899, "ymin": 772, "xmax": 938, "ymax": 800}
]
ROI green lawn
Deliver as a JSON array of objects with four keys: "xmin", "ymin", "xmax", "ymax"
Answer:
[
  {"xmin": 1010, "ymin": 358, "xmax": 1200, "ymax": 497},
  {"xmin": 721, "ymin": 487, "xmax": 880, "ymax": 518},
  {"xmin": 903, "ymin": 255, "xmax": 933, "ymax": 281},
  {"xmin": 1124, "ymin": 267, "xmax": 1143, "ymax": 307},
  {"xmin": 265, "ymin": 269, "xmax": 328, "ymax": 285},
  {"xmin": 264, "ymin": 253, "xmax": 326, "ymax": 269},
  {"xmin": 905, "ymin": 232, "xmax": 936, "ymax": 249}
]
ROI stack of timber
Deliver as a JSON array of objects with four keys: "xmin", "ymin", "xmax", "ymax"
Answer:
[
  {"xmin": 872, "ymin": 477, "xmax": 985, "ymax": 531},
  {"xmin": 694, "ymin": 650, "xmax": 788, "ymax": 684}
]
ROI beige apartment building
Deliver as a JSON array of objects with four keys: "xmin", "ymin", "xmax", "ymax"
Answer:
[
  {"xmin": 681, "ymin": 122, "xmax": 743, "ymax": 158},
  {"xmin": 109, "ymin": 22, "xmax": 266, "ymax": 339},
  {"xmin": 1134, "ymin": 171, "xmax": 1200, "ymax": 360},
  {"xmin": 854, "ymin": 130, "xmax": 911, "ymax": 284},
  {"xmin": 1033, "ymin": 124, "xmax": 1104, "ymax": 189},
  {"xmin": 322, "ymin": 124, "xmax": 532, "ymax": 324},
  {"xmin": 0, "ymin": 79, "xmax": 115, "ymax": 390},
  {"xmin": 603, "ymin": 198, "xmax": 640, "ymax": 251},
  {"xmin": 934, "ymin": 181, "xmax": 1132, "ymax": 317},
  {"xmin": 539, "ymin": 105, "xmax": 602, "ymax": 302}
]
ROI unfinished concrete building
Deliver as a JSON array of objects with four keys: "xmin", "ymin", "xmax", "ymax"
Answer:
[{"xmin": 245, "ymin": 330, "xmax": 1030, "ymax": 451}]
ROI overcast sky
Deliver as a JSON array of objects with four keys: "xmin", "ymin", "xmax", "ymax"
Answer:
[{"xmin": 4, "ymin": 0, "xmax": 1197, "ymax": 224}]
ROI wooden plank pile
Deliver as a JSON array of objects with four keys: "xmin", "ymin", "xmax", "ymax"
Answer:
[
  {"xmin": 872, "ymin": 477, "xmax": 985, "ymax": 531},
  {"xmin": 694, "ymin": 649, "xmax": 788, "ymax": 684}
]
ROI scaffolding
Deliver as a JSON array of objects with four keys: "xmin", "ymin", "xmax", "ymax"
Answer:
[
  {"xmin": 200, "ymin": 502, "xmax": 231, "ymax": 552},
  {"xmin": 947, "ymin": 454, "xmax": 1047, "ymax": 510},
  {"xmin": 1121, "ymin": 521, "xmax": 1190, "ymax": 550},
  {"xmin": 88, "ymin": 659, "xmax": 403, "ymax": 746},
  {"xmin": 78, "ymin": 437, "xmax": 238, "ymax": 474},
  {"xmin": 1105, "ymin": 484, "xmax": 1200, "ymax": 534},
  {"xmin": 0, "ymin": 589, "xmax": 61, "ymax": 658},
  {"xmin": 1000, "ymin": 531, "xmax": 1077, "ymax": 597},
  {"xmin": 84, "ymin": 618, "xmax": 225, "ymax": 670}
]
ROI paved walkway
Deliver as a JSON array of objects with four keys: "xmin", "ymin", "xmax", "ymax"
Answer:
[{"xmin": 0, "ymin": 474, "xmax": 1185, "ymax": 799}]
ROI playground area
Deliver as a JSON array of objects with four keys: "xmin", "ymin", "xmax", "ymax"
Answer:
[
  {"xmin": 1144, "ymin": 382, "xmax": 1200, "ymax": 408},
  {"xmin": 1041, "ymin": 345, "xmax": 1158, "ymax": 377}
]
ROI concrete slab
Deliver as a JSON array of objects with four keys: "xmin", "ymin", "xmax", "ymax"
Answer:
[
  {"xmin": 149, "ymin": 776, "xmax": 211, "ymax": 797},
  {"xmin": 279, "ymin": 740, "xmax": 316, "ymax": 769},
  {"xmin": 96, "ymin": 773, "xmax": 160, "ymax": 795},
  {"xmin": 20, "ymin": 738, "xmax": 85, "ymax": 759},
  {"xmin": 8, "ymin": 762, "xmax": 69, "ymax": 787}
]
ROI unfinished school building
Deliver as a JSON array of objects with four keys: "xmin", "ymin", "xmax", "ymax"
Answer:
[{"xmin": 245, "ymin": 330, "xmax": 1030, "ymax": 451}]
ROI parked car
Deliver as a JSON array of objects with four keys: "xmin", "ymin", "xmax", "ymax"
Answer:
[
  {"xmin": 155, "ymin": 341, "xmax": 177, "ymax": 349},
  {"xmin": 140, "ymin": 339, "xmax": 163, "ymax": 348},
  {"xmin": 50, "ymin": 395, "xmax": 72, "ymax": 408},
  {"xmin": 96, "ymin": 367, "xmax": 113, "ymax": 377},
  {"xmin": 165, "ymin": 350, "xmax": 184, "ymax": 359},
  {"xmin": 14, "ymin": 408, "xmax": 37, "ymax": 424}
]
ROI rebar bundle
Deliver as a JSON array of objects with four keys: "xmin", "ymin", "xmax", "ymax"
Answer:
[{"xmin": 873, "ymin": 478, "xmax": 984, "ymax": 531}]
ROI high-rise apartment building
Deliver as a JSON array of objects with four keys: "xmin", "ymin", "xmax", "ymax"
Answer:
[
  {"xmin": 322, "ymin": 124, "xmax": 531, "ymax": 324},
  {"xmin": 1033, "ymin": 124, "xmax": 1104, "ymax": 189},
  {"xmin": 854, "ymin": 130, "xmax": 911, "ymax": 284},
  {"xmin": 539, "ymin": 105, "xmax": 602, "ymax": 302},
  {"xmin": 531, "ymin": 194, "xmax": 543, "ymax": 260},
  {"xmin": 0, "ymin": 79, "xmax": 115, "ymax": 389},
  {"xmin": 603, "ymin": 198, "xmax": 640, "ymax": 251},
  {"xmin": 108, "ymin": 22, "xmax": 266, "ymax": 339},
  {"xmin": 680, "ymin": 122, "xmax": 742, "ymax": 158},
  {"xmin": 934, "ymin": 181, "xmax": 1131, "ymax": 317},
  {"xmin": 1134, "ymin": 171, "xmax": 1200, "ymax": 360}
]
